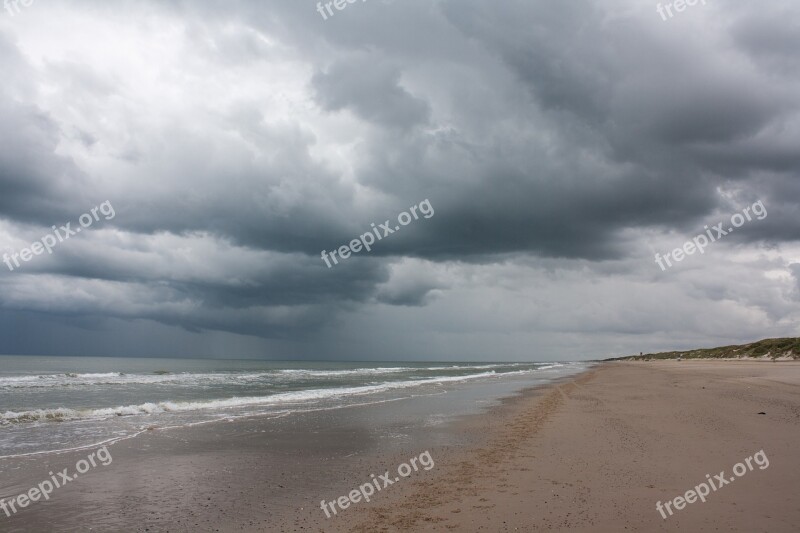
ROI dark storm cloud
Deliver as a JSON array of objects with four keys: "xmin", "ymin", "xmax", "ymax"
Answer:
[
  {"xmin": 0, "ymin": 0, "xmax": 798, "ymax": 357},
  {"xmin": 311, "ymin": 58, "xmax": 431, "ymax": 131},
  {"xmin": 731, "ymin": 5, "xmax": 800, "ymax": 73},
  {"xmin": 0, "ymin": 93, "xmax": 88, "ymax": 224}
]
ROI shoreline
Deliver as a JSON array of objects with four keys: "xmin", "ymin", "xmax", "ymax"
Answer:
[
  {"xmin": 0, "ymin": 359, "xmax": 580, "ymax": 459},
  {"xmin": 329, "ymin": 367, "xmax": 598, "ymax": 532},
  {"xmin": 2, "ymin": 361, "xmax": 798, "ymax": 531},
  {"xmin": 0, "ymin": 368, "xmax": 585, "ymax": 532},
  {"xmin": 333, "ymin": 361, "xmax": 800, "ymax": 531}
]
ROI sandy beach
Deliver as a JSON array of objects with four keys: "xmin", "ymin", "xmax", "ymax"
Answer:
[
  {"xmin": 3, "ymin": 1, "xmax": 800, "ymax": 531},
  {"xmin": 2, "ymin": 361, "xmax": 798, "ymax": 532},
  {"xmin": 331, "ymin": 361, "xmax": 800, "ymax": 532}
]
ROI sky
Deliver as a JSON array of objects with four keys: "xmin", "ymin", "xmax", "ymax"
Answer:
[{"xmin": 0, "ymin": 0, "xmax": 798, "ymax": 361}]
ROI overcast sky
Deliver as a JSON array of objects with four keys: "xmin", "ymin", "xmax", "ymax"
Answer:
[{"xmin": 0, "ymin": 0, "xmax": 798, "ymax": 361}]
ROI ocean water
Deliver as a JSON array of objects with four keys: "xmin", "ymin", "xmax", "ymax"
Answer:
[{"xmin": 0, "ymin": 356, "xmax": 588, "ymax": 457}]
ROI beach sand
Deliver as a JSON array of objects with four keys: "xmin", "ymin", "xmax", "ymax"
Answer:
[
  {"xmin": 334, "ymin": 361, "xmax": 800, "ymax": 532},
  {"xmin": 2, "ymin": 361, "xmax": 798, "ymax": 531}
]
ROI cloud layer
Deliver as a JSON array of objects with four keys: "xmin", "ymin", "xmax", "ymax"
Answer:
[{"xmin": 0, "ymin": 0, "xmax": 798, "ymax": 360}]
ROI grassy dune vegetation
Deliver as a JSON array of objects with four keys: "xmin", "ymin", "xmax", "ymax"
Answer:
[{"xmin": 607, "ymin": 337, "xmax": 800, "ymax": 361}]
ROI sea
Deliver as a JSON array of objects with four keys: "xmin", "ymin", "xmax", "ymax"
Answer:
[{"xmin": 0, "ymin": 356, "xmax": 589, "ymax": 458}]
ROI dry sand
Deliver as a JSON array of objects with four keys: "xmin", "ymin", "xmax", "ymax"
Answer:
[{"xmin": 333, "ymin": 361, "xmax": 800, "ymax": 532}]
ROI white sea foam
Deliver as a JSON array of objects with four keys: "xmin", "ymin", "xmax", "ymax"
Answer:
[
  {"xmin": 0, "ymin": 367, "xmax": 433, "ymax": 388},
  {"xmin": 0, "ymin": 362, "xmax": 589, "ymax": 458},
  {"xmin": 0, "ymin": 364, "xmax": 540, "ymax": 389},
  {"xmin": 0, "ymin": 363, "xmax": 583, "ymax": 430},
  {"xmin": 0, "ymin": 407, "xmax": 80, "ymax": 424},
  {"xmin": 0, "ymin": 371, "xmax": 505, "ymax": 426},
  {"xmin": 275, "ymin": 367, "xmax": 415, "ymax": 377},
  {"xmin": 0, "ymin": 371, "xmax": 277, "ymax": 388}
]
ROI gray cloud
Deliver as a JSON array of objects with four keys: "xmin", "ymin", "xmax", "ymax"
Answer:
[
  {"xmin": 0, "ymin": 0, "xmax": 798, "ymax": 359},
  {"xmin": 312, "ymin": 56, "xmax": 431, "ymax": 130}
]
